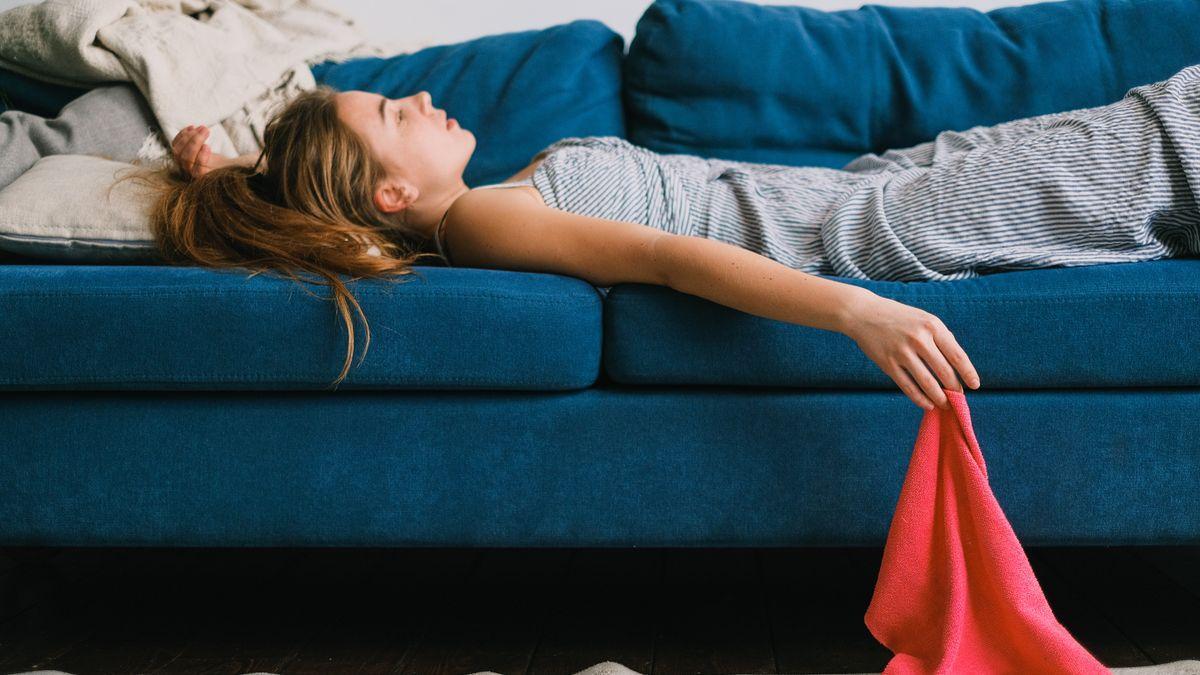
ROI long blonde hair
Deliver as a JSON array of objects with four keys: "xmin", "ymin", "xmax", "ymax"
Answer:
[{"xmin": 123, "ymin": 85, "xmax": 447, "ymax": 389}]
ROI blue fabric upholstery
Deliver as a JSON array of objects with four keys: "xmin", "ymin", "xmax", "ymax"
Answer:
[
  {"xmin": 603, "ymin": 258, "xmax": 1200, "ymax": 388},
  {"xmin": 1, "ymin": 387, "xmax": 1195, "ymax": 546},
  {"xmin": 623, "ymin": 0, "xmax": 1200, "ymax": 169},
  {"xmin": 0, "ymin": 265, "xmax": 603, "ymax": 390},
  {"xmin": 310, "ymin": 20, "xmax": 626, "ymax": 187},
  {"xmin": 4, "ymin": 0, "xmax": 1200, "ymax": 548},
  {"xmin": 0, "ymin": 66, "xmax": 91, "ymax": 117}
]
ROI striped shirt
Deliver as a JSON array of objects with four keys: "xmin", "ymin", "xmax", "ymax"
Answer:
[{"xmin": 436, "ymin": 62, "xmax": 1200, "ymax": 281}]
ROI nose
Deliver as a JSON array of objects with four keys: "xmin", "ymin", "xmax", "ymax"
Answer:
[{"xmin": 414, "ymin": 90, "xmax": 433, "ymax": 114}]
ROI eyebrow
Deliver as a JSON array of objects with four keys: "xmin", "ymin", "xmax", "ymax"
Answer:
[{"xmin": 378, "ymin": 97, "xmax": 387, "ymax": 126}]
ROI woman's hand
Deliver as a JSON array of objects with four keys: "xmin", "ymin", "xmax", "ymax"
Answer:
[
  {"xmin": 841, "ymin": 290, "xmax": 980, "ymax": 411},
  {"xmin": 171, "ymin": 125, "xmax": 232, "ymax": 179}
]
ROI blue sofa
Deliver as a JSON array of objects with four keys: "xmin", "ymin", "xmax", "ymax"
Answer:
[{"xmin": 2, "ymin": 0, "xmax": 1200, "ymax": 548}]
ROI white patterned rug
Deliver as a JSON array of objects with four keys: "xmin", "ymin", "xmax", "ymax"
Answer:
[
  {"xmin": 540, "ymin": 661, "xmax": 1200, "ymax": 675},
  {"xmin": 542, "ymin": 661, "xmax": 1200, "ymax": 675},
  {"xmin": 15, "ymin": 659, "xmax": 1200, "ymax": 674},
  {"xmin": 492, "ymin": 660, "xmax": 1200, "ymax": 675}
]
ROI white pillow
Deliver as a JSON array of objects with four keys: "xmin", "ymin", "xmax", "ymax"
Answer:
[
  {"xmin": 0, "ymin": 155, "xmax": 386, "ymax": 261},
  {"xmin": 0, "ymin": 155, "xmax": 162, "ymax": 262}
]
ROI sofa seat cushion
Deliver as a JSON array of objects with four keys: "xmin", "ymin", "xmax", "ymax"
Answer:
[
  {"xmin": 0, "ymin": 265, "xmax": 603, "ymax": 390},
  {"xmin": 603, "ymin": 259, "xmax": 1200, "ymax": 388}
]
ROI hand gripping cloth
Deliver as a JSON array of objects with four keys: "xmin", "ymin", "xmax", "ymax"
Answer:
[{"xmin": 865, "ymin": 387, "xmax": 1109, "ymax": 674}]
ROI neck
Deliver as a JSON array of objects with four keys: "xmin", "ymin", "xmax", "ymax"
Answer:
[{"xmin": 407, "ymin": 180, "xmax": 471, "ymax": 240}]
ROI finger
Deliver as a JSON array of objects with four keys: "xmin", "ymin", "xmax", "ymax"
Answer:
[
  {"xmin": 186, "ymin": 128, "xmax": 209, "ymax": 158},
  {"xmin": 195, "ymin": 128, "xmax": 211, "ymax": 162},
  {"xmin": 901, "ymin": 350, "xmax": 950, "ymax": 410},
  {"xmin": 887, "ymin": 361, "xmax": 936, "ymax": 411},
  {"xmin": 192, "ymin": 143, "xmax": 208, "ymax": 176},
  {"xmin": 186, "ymin": 135, "xmax": 210, "ymax": 175},
  {"xmin": 189, "ymin": 138, "xmax": 204, "ymax": 175},
  {"xmin": 178, "ymin": 126, "xmax": 207, "ymax": 155},
  {"xmin": 171, "ymin": 129, "xmax": 187, "ymax": 155},
  {"xmin": 187, "ymin": 138, "xmax": 206, "ymax": 168},
  {"xmin": 174, "ymin": 133, "xmax": 202, "ymax": 169},
  {"xmin": 914, "ymin": 332, "xmax": 962, "ymax": 394},
  {"xmin": 172, "ymin": 125, "xmax": 197, "ymax": 153},
  {"xmin": 931, "ymin": 323, "xmax": 980, "ymax": 389}
]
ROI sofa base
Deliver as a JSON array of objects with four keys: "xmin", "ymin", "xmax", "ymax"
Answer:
[{"xmin": 2, "ymin": 386, "xmax": 1195, "ymax": 547}]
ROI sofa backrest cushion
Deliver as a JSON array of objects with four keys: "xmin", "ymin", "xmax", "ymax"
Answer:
[
  {"xmin": 623, "ymin": 0, "xmax": 1200, "ymax": 169},
  {"xmin": 0, "ymin": 66, "xmax": 91, "ymax": 117},
  {"xmin": 311, "ymin": 20, "xmax": 626, "ymax": 187}
]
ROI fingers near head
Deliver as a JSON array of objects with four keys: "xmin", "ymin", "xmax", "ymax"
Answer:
[{"xmin": 193, "ymin": 145, "xmax": 208, "ymax": 175}]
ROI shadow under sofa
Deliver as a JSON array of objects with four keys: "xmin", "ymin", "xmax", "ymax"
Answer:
[{"xmin": 0, "ymin": 258, "xmax": 1197, "ymax": 548}]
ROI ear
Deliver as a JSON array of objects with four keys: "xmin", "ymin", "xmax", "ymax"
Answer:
[{"xmin": 373, "ymin": 177, "xmax": 418, "ymax": 215}]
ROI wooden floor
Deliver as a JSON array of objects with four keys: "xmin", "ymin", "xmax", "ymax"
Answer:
[{"xmin": 0, "ymin": 545, "xmax": 1197, "ymax": 675}]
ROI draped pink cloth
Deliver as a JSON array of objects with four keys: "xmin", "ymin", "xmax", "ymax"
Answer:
[{"xmin": 864, "ymin": 387, "xmax": 1111, "ymax": 674}]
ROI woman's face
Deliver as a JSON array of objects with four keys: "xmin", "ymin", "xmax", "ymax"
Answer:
[{"xmin": 335, "ymin": 89, "xmax": 475, "ymax": 202}]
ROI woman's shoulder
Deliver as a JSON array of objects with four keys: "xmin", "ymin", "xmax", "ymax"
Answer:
[
  {"xmin": 469, "ymin": 182, "xmax": 545, "ymax": 208},
  {"xmin": 441, "ymin": 182, "xmax": 545, "ymax": 237},
  {"xmin": 437, "ymin": 181, "xmax": 551, "ymax": 266}
]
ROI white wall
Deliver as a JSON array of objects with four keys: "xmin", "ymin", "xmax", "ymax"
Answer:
[
  {"xmin": 0, "ymin": 0, "xmax": 1044, "ymax": 53},
  {"xmin": 337, "ymin": 0, "xmax": 1041, "ymax": 52}
]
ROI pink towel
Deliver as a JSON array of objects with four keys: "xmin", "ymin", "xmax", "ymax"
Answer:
[{"xmin": 864, "ymin": 386, "xmax": 1110, "ymax": 674}]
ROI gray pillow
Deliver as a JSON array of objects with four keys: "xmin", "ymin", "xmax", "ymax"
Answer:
[{"xmin": 0, "ymin": 155, "xmax": 163, "ymax": 262}]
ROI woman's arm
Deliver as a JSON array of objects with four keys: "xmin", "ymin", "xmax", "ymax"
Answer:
[
  {"xmin": 656, "ymin": 233, "xmax": 861, "ymax": 333},
  {"xmin": 658, "ymin": 234, "xmax": 981, "ymax": 410},
  {"xmin": 445, "ymin": 189, "xmax": 980, "ymax": 410},
  {"xmin": 443, "ymin": 187, "xmax": 666, "ymax": 287},
  {"xmin": 230, "ymin": 151, "xmax": 262, "ymax": 168}
]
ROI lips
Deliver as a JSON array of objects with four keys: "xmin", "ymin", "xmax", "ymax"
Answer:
[{"xmin": 446, "ymin": 117, "xmax": 457, "ymax": 129}]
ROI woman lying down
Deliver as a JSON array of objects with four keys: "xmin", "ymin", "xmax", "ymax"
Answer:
[{"xmin": 146, "ymin": 62, "xmax": 1200, "ymax": 412}]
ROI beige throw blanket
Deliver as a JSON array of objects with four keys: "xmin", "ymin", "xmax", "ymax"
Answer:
[{"xmin": 0, "ymin": 0, "xmax": 420, "ymax": 166}]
